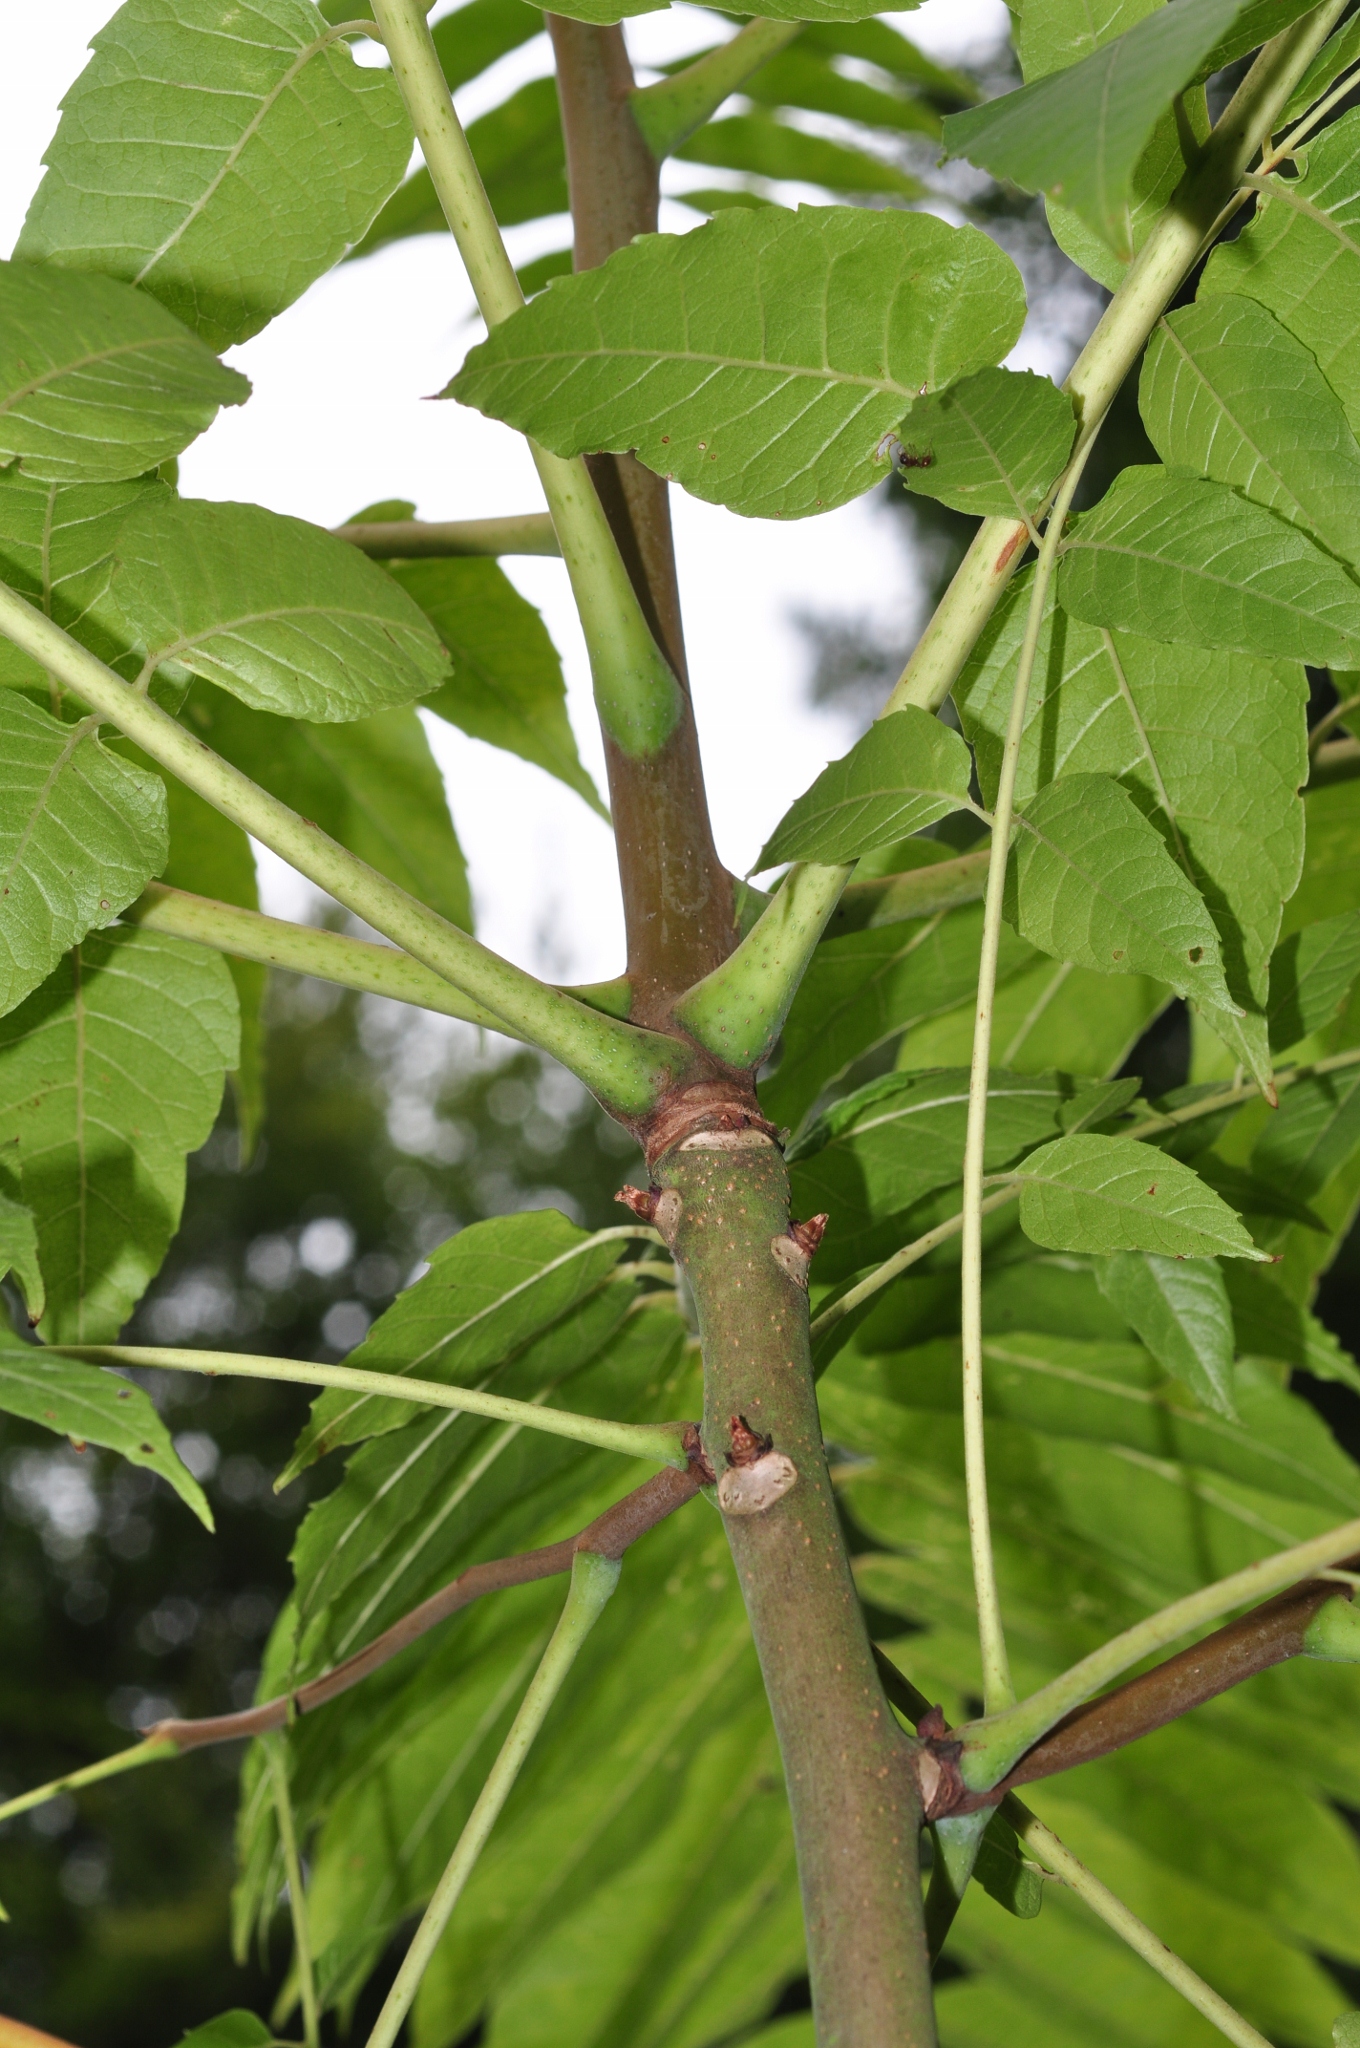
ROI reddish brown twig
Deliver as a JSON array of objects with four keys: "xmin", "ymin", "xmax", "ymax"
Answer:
[
  {"xmin": 149, "ymin": 1458, "xmax": 705, "ymax": 1755},
  {"xmin": 876, "ymin": 1570, "xmax": 1357, "ymax": 1814}
]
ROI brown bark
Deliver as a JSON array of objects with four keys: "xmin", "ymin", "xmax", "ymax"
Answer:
[{"xmin": 546, "ymin": 15, "xmax": 733, "ymax": 1021}]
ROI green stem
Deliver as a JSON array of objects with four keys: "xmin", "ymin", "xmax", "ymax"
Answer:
[
  {"xmin": 958, "ymin": 445, "xmax": 1099, "ymax": 1716},
  {"xmin": 333, "ymin": 512, "xmax": 560, "ymax": 558},
  {"xmin": 0, "ymin": 584, "xmax": 686, "ymax": 1116},
  {"xmin": 957, "ymin": 1511, "xmax": 1360, "ymax": 1792},
  {"xmin": 266, "ymin": 1736, "xmax": 320, "ymax": 2048},
  {"xmin": 659, "ymin": 1133, "xmax": 935, "ymax": 2045},
  {"xmin": 809, "ymin": 1187, "xmax": 1019, "ymax": 1346},
  {"xmin": 53, "ymin": 1341, "xmax": 691, "ymax": 1468},
  {"xmin": 630, "ymin": 19, "xmax": 803, "ymax": 157},
  {"xmin": 364, "ymin": 1549, "xmax": 621, "ymax": 2048},
  {"xmin": 826, "ymin": 850, "xmax": 990, "ymax": 937},
  {"xmin": 885, "ymin": 0, "xmax": 1349, "ymax": 720},
  {"xmin": 1005, "ymin": 1797, "xmax": 1271, "ymax": 2048},
  {"xmin": 130, "ymin": 884, "xmax": 524, "ymax": 1035},
  {"xmin": 0, "ymin": 1738, "xmax": 177, "ymax": 1826},
  {"xmin": 673, "ymin": 862, "xmax": 851, "ymax": 1068},
  {"xmin": 369, "ymin": 0, "xmax": 683, "ymax": 758}
]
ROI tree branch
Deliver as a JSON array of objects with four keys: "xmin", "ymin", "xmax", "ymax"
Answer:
[
  {"xmin": 547, "ymin": 14, "xmax": 735, "ymax": 1021},
  {"xmin": 333, "ymin": 513, "xmax": 560, "ymax": 558}
]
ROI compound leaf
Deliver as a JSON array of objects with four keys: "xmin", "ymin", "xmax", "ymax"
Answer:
[
  {"xmin": 957, "ymin": 575, "xmax": 1306, "ymax": 1082},
  {"xmin": 1058, "ymin": 467, "xmax": 1360, "ymax": 669},
  {"xmin": 1203, "ymin": 108, "xmax": 1360, "ymax": 439},
  {"xmin": 1252, "ymin": 1064, "xmax": 1360, "ymax": 1204},
  {"xmin": 0, "ymin": 1347, "xmax": 211, "ymax": 1526},
  {"xmin": 389, "ymin": 558, "xmax": 605, "ymax": 818},
  {"xmin": 110, "ymin": 497, "xmax": 448, "ymax": 720},
  {"xmin": 762, "ymin": 900, "xmax": 1034, "ymax": 1132},
  {"xmin": 1012, "ymin": 1133, "xmax": 1267, "ymax": 1259},
  {"xmin": 181, "ymin": 685, "xmax": 472, "ymax": 932},
  {"xmin": 449, "ymin": 206, "xmax": 1026, "ymax": 520},
  {"xmin": 16, "ymin": 0, "xmax": 412, "ymax": 352},
  {"xmin": 0, "ymin": 1193, "xmax": 42, "ymax": 1323},
  {"xmin": 891, "ymin": 366, "xmax": 1076, "ymax": 521},
  {"xmin": 942, "ymin": 0, "xmax": 1241, "ymax": 256},
  {"xmin": 0, "ymin": 926, "xmax": 239, "ymax": 1343},
  {"xmin": 1094, "ymin": 1248, "xmax": 1237, "ymax": 1416},
  {"xmin": 1269, "ymin": 911, "xmax": 1360, "ymax": 1052},
  {"xmin": 0, "ymin": 471, "xmax": 171, "ymax": 698},
  {"xmin": 756, "ymin": 708, "xmax": 974, "ymax": 869},
  {"xmin": 1007, "ymin": 772, "xmax": 1237, "ymax": 1016},
  {"xmin": 676, "ymin": 114, "xmax": 927, "ymax": 198},
  {"xmin": 1140, "ymin": 295, "xmax": 1360, "ymax": 567},
  {"xmin": 0, "ymin": 689, "xmax": 167, "ymax": 1019},
  {"xmin": 281, "ymin": 1211, "xmax": 633, "ymax": 1480},
  {"xmin": 788, "ymin": 1066, "xmax": 1070, "ymax": 1276},
  {"xmin": 0, "ymin": 261, "xmax": 248, "ymax": 485}
]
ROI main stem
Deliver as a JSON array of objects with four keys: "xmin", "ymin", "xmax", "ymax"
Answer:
[
  {"xmin": 656, "ymin": 1132, "xmax": 934, "ymax": 2047},
  {"xmin": 549, "ymin": 15, "xmax": 735, "ymax": 1020}
]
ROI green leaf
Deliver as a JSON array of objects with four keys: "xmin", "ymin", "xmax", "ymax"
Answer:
[
  {"xmin": 1281, "ymin": 14, "xmax": 1360, "ymax": 128},
  {"xmin": 388, "ymin": 558, "xmax": 605, "ymax": 817},
  {"xmin": 788, "ymin": 1066, "xmax": 1071, "ymax": 1277},
  {"xmin": 16, "ymin": 0, "xmax": 413, "ymax": 351},
  {"xmin": 1336, "ymin": 2014, "xmax": 1360, "ymax": 2047},
  {"xmin": 795, "ymin": 21, "xmax": 977, "ymax": 106},
  {"xmin": 942, "ymin": 0, "xmax": 1241, "ymax": 257},
  {"xmin": 109, "ymin": 496, "xmax": 449, "ymax": 720},
  {"xmin": 1045, "ymin": 98, "xmax": 1207, "ymax": 293},
  {"xmin": 973, "ymin": 1809, "xmax": 1044, "ymax": 1920},
  {"xmin": 353, "ymin": 78, "xmax": 567, "ymax": 257},
  {"xmin": 0, "ymin": 262, "xmax": 248, "ymax": 485},
  {"xmin": 181, "ymin": 684, "xmax": 472, "ymax": 933},
  {"xmin": 957, "ymin": 575, "xmax": 1307, "ymax": 1080},
  {"xmin": 1140, "ymin": 294, "xmax": 1360, "ymax": 567},
  {"xmin": 755, "ymin": 708, "xmax": 974, "ymax": 870},
  {"xmin": 0, "ymin": 926, "xmax": 238, "ymax": 1342},
  {"xmin": 155, "ymin": 773, "xmax": 266, "ymax": 1156},
  {"xmin": 1011, "ymin": 0, "xmax": 1163, "ymax": 83},
  {"xmin": 431, "ymin": 0, "xmax": 543, "ymax": 94},
  {"xmin": 0, "ymin": 471, "xmax": 172, "ymax": 698},
  {"xmin": 1094, "ymin": 1248, "xmax": 1237, "ymax": 1415},
  {"xmin": 1285, "ymin": 780, "xmax": 1360, "ymax": 935},
  {"xmin": 1012, "ymin": 1133, "xmax": 1267, "ymax": 1259},
  {"xmin": 741, "ymin": 44, "xmax": 945, "ymax": 138},
  {"xmin": 176, "ymin": 2014, "xmax": 275, "ymax": 2048},
  {"xmin": 0, "ymin": 1347, "xmax": 210, "ymax": 1526},
  {"xmin": 1225, "ymin": 1261, "xmax": 1360, "ymax": 1392},
  {"xmin": 761, "ymin": 901, "xmax": 1034, "ymax": 1132},
  {"xmin": 1059, "ymin": 465, "xmax": 1360, "ymax": 668},
  {"xmin": 0, "ymin": 1193, "xmax": 42, "ymax": 1323},
  {"xmin": 891, "ymin": 367, "xmax": 1076, "ymax": 521},
  {"xmin": 0, "ymin": 689, "xmax": 167, "ymax": 1018},
  {"xmin": 893, "ymin": 950, "xmax": 1168, "ymax": 1086},
  {"xmin": 1197, "ymin": 0, "xmax": 1322, "ymax": 78},
  {"xmin": 1251, "ymin": 1064, "xmax": 1360, "ymax": 1204},
  {"xmin": 280, "ymin": 1211, "xmax": 634, "ymax": 1480},
  {"xmin": 675, "ymin": 114, "xmax": 927, "ymax": 198},
  {"xmin": 1202, "ymin": 108, "xmax": 1360, "ymax": 440},
  {"xmin": 1269, "ymin": 911, "xmax": 1360, "ymax": 1052},
  {"xmin": 449, "ymin": 206, "xmax": 1026, "ymax": 521},
  {"xmin": 1007, "ymin": 772, "xmax": 1238, "ymax": 1016}
]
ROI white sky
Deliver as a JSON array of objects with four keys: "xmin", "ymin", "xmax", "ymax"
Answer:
[{"xmin": 5, "ymin": 0, "xmax": 1014, "ymax": 986}]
